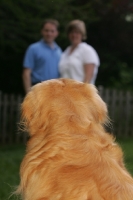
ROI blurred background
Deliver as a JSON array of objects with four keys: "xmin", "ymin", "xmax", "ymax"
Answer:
[
  {"xmin": 0, "ymin": 1, "xmax": 133, "ymax": 199},
  {"xmin": 0, "ymin": 0, "xmax": 133, "ymax": 94}
]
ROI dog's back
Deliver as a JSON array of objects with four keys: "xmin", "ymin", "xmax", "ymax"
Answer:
[{"xmin": 16, "ymin": 79, "xmax": 133, "ymax": 200}]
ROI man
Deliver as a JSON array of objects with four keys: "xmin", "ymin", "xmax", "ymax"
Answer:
[{"xmin": 22, "ymin": 19, "xmax": 62, "ymax": 93}]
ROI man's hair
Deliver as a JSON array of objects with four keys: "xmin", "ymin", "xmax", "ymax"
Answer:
[{"xmin": 41, "ymin": 19, "xmax": 60, "ymax": 30}]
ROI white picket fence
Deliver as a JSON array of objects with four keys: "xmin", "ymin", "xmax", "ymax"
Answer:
[{"xmin": 0, "ymin": 86, "xmax": 133, "ymax": 144}]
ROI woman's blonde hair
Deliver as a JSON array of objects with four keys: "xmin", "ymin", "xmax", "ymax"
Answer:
[{"xmin": 66, "ymin": 20, "xmax": 87, "ymax": 40}]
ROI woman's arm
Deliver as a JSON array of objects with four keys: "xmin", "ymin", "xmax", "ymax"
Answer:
[{"xmin": 83, "ymin": 63, "xmax": 95, "ymax": 83}]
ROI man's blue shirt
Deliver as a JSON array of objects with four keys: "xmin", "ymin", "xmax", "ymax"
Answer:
[{"xmin": 23, "ymin": 39, "xmax": 62, "ymax": 83}]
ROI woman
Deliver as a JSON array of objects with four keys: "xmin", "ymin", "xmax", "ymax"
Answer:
[{"xmin": 59, "ymin": 20, "xmax": 100, "ymax": 84}]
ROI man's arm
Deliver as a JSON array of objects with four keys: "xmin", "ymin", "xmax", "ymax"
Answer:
[
  {"xmin": 22, "ymin": 68, "xmax": 32, "ymax": 94},
  {"xmin": 83, "ymin": 63, "xmax": 95, "ymax": 83}
]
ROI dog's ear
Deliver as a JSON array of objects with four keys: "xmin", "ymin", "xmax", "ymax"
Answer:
[
  {"xmin": 85, "ymin": 84, "xmax": 108, "ymax": 124},
  {"xmin": 20, "ymin": 84, "xmax": 51, "ymax": 136},
  {"xmin": 20, "ymin": 89, "xmax": 39, "ymax": 136},
  {"xmin": 21, "ymin": 92, "xmax": 33, "ymax": 119}
]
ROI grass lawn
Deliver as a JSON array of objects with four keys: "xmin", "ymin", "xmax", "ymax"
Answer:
[
  {"xmin": 0, "ymin": 145, "xmax": 25, "ymax": 200},
  {"xmin": 0, "ymin": 139, "xmax": 133, "ymax": 200}
]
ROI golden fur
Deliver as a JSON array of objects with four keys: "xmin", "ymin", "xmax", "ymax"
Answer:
[{"xmin": 16, "ymin": 78, "xmax": 133, "ymax": 200}]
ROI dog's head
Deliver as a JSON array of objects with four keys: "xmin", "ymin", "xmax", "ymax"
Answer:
[{"xmin": 21, "ymin": 79, "xmax": 108, "ymax": 136}]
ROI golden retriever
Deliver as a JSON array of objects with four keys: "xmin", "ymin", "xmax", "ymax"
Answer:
[{"xmin": 16, "ymin": 78, "xmax": 133, "ymax": 200}]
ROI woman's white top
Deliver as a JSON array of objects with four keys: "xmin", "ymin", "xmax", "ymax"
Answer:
[{"xmin": 59, "ymin": 42, "xmax": 100, "ymax": 84}]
